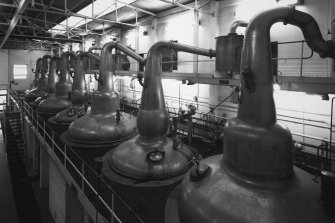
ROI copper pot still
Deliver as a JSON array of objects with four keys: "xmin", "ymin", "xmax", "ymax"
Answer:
[
  {"xmin": 178, "ymin": 6, "xmax": 335, "ymax": 223},
  {"xmin": 103, "ymin": 41, "xmax": 216, "ymax": 185},
  {"xmin": 36, "ymin": 52, "xmax": 76, "ymax": 116},
  {"xmin": 62, "ymin": 42, "xmax": 144, "ymax": 149},
  {"xmin": 31, "ymin": 56, "xmax": 60, "ymax": 108},
  {"xmin": 49, "ymin": 52, "xmax": 100, "ymax": 125},
  {"xmin": 25, "ymin": 57, "xmax": 48, "ymax": 102}
]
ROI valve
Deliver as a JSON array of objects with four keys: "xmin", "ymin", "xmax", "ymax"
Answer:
[
  {"xmin": 189, "ymin": 157, "xmax": 211, "ymax": 181},
  {"xmin": 94, "ymin": 72, "xmax": 104, "ymax": 86},
  {"xmin": 131, "ymin": 73, "xmax": 145, "ymax": 88},
  {"xmin": 146, "ymin": 150, "xmax": 165, "ymax": 164}
]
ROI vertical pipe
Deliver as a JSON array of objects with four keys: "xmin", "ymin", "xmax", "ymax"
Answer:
[
  {"xmin": 65, "ymin": 0, "xmax": 68, "ymax": 38},
  {"xmin": 300, "ymin": 41, "xmax": 304, "ymax": 78},
  {"xmin": 193, "ymin": 3, "xmax": 199, "ymax": 75},
  {"xmin": 115, "ymin": 1, "xmax": 118, "ymax": 21},
  {"xmin": 331, "ymin": 97, "xmax": 335, "ymax": 171},
  {"xmin": 135, "ymin": 26, "xmax": 140, "ymax": 72},
  {"xmin": 92, "ymin": 0, "xmax": 94, "ymax": 18}
]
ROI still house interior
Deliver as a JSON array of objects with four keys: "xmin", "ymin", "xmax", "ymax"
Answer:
[{"xmin": 0, "ymin": 0, "xmax": 335, "ymax": 223}]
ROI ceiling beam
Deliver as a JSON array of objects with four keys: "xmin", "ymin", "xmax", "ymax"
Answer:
[
  {"xmin": 24, "ymin": 7, "xmax": 138, "ymax": 28},
  {"xmin": 0, "ymin": 0, "xmax": 30, "ymax": 49},
  {"xmin": 0, "ymin": 22, "xmax": 69, "ymax": 32},
  {"xmin": 116, "ymin": 0, "xmax": 157, "ymax": 17},
  {"xmin": 158, "ymin": 0, "xmax": 194, "ymax": 11},
  {"xmin": 0, "ymin": 3, "xmax": 16, "ymax": 7},
  {"xmin": 1, "ymin": 34, "xmax": 82, "ymax": 43}
]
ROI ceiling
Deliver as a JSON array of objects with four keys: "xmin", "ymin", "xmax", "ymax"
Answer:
[{"xmin": 0, "ymin": 0, "xmax": 197, "ymax": 49}]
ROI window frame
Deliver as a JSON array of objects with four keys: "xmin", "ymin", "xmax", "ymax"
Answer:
[{"xmin": 13, "ymin": 64, "xmax": 28, "ymax": 80}]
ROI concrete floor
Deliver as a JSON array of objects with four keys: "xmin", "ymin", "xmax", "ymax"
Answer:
[
  {"xmin": 0, "ymin": 121, "xmax": 54, "ymax": 223},
  {"xmin": 0, "ymin": 124, "xmax": 19, "ymax": 223}
]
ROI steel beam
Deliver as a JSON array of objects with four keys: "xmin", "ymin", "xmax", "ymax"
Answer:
[
  {"xmin": 2, "ymin": 34, "xmax": 82, "ymax": 43},
  {"xmin": 158, "ymin": 0, "xmax": 194, "ymax": 11},
  {"xmin": 0, "ymin": 3, "xmax": 16, "ymax": 7},
  {"xmin": 24, "ymin": 7, "xmax": 137, "ymax": 27},
  {"xmin": 116, "ymin": 0, "xmax": 157, "ymax": 17},
  {"xmin": 0, "ymin": 0, "xmax": 30, "ymax": 49}
]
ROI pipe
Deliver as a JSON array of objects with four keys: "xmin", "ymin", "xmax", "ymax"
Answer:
[
  {"xmin": 229, "ymin": 20, "xmax": 248, "ymax": 34},
  {"xmin": 239, "ymin": 6, "xmax": 335, "ymax": 127},
  {"xmin": 139, "ymin": 40, "xmax": 214, "ymax": 139},
  {"xmin": 88, "ymin": 47, "xmax": 102, "ymax": 53}
]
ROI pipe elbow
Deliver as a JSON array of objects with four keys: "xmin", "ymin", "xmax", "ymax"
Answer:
[
  {"xmin": 230, "ymin": 20, "xmax": 249, "ymax": 34},
  {"xmin": 285, "ymin": 8, "xmax": 335, "ymax": 58}
]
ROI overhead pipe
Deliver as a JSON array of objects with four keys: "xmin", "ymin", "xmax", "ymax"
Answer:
[
  {"xmin": 62, "ymin": 41, "xmax": 144, "ymax": 150},
  {"xmin": 50, "ymin": 52, "xmax": 100, "ymax": 125},
  {"xmin": 25, "ymin": 57, "xmax": 48, "ymax": 102},
  {"xmin": 229, "ymin": 20, "xmax": 248, "ymax": 34},
  {"xmin": 178, "ymin": 6, "xmax": 335, "ymax": 223},
  {"xmin": 104, "ymin": 41, "xmax": 215, "ymax": 182},
  {"xmin": 36, "ymin": 51, "xmax": 76, "ymax": 118}
]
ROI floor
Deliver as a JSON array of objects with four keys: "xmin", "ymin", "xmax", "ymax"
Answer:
[
  {"xmin": 0, "ymin": 123, "xmax": 19, "ymax": 223},
  {"xmin": 0, "ymin": 120, "xmax": 54, "ymax": 223}
]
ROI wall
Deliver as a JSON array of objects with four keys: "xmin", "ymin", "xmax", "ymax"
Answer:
[
  {"xmin": 115, "ymin": 0, "xmax": 335, "ymax": 150},
  {"xmin": 0, "ymin": 49, "xmax": 9, "ymax": 90},
  {"xmin": 5, "ymin": 49, "xmax": 49, "ymax": 91}
]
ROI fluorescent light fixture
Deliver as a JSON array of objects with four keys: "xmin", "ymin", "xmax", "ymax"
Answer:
[
  {"xmin": 49, "ymin": 0, "xmax": 137, "ymax": 35},
  {"xmin": 276, "ymin": 0, "xmax": 302, "ymax": 6}
]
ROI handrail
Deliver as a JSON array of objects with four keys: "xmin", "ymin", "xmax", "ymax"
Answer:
[{"xmin": 8, "ymin": 90, "xmax": 144, "ymax": 223}]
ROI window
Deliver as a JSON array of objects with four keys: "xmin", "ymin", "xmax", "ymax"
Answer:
[{"xmin": 13, "ymin": 64, "xmax": 28, "ymax": 79}]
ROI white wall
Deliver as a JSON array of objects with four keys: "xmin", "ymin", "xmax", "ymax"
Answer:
[
  {"xmin": 0, "ymin": 49, "xmax": 9, "ymax": 90},
  {"xmin": 115, "ymin": 0, "xmax": 335, "ymax": 149},
  {"xmin": 7, "ymin": 50, "xmax": 49, "ymax": 90}
]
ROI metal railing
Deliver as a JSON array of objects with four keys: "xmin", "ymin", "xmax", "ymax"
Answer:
[{"xmin": 8, "ymin": 90, "xmax": 144, "ymax": 223}]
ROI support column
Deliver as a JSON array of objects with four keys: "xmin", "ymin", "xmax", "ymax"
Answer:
[
  {"xmin": 23, "ymin": 118, "xmax": 30, "ymax": 159},
  {"xmin": 32, "ymin": 135, "xmax": 40, "ymax": 174},
  {"xmin": 27, "ymin": 126, "xmax": 34, "ymax": 160},
  {"xmin": 49, "ymin": 160, "xmax": 84, "ymax": 223},
  {"xmin": 83, "ymin": 210, "xmax": 93, "ymax": 223},
  {"xmin": 209, "ymin": 85, "xmax": 220, "ymax": 116},
  {"xmin": 331, "ymin": 0, "xmax": 335, "ymax": 172},
  {"xmin": 193, "ymin": 4, "xmax": 199, "ymax": 75},
  {"xmin": 39, "ymin": 145, "xmax": 49, "ymax": 188}
]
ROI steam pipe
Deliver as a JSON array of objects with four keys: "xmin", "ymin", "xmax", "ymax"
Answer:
[
  {"xmin": 239, "ymin": 6, "xmax": 335, "ymax": 127},
  {"xmin": 138, "ymin": 40, "xmax": 215, "ymax": 139},
  {"xmin": 230, "ymin": 20, "xmax": 248, "ymax": 34}
]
